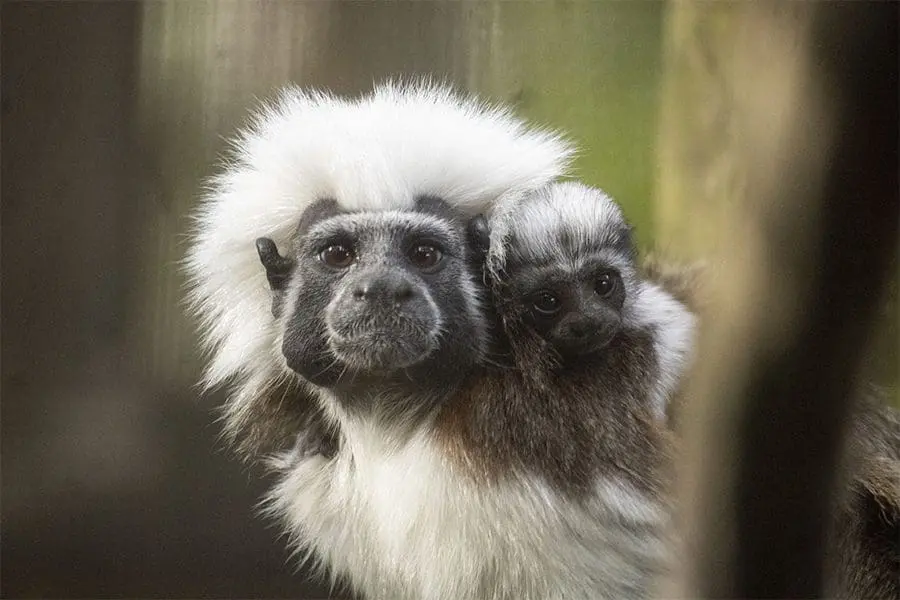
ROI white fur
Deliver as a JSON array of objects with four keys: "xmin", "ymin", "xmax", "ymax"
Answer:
[
  {"xmin": 184, "ymin": 80, "xmax": 574, "ymax": 395},
  {"xmin": 627, "ymin": 282, "xmax": 697, "ymax": 419},
  {"xmin": 268, "ymin": 405, "xmax": 671, "ymax": 600},
  {"xmin": 492, "ymin": 181, "xmax": 622, "ymax": 270},
  {"xmin": 488, "ymin": 181, "xmax": 623, "ymax": 276}
]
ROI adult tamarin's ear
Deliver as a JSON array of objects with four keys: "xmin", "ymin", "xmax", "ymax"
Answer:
[{"xmin": 255, "ymin": 237, "xmax": 294, "ymax": 292}]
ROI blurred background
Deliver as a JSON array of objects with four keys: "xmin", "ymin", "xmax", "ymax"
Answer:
[{"xmin": 2, "ymin": 2, "xmax": 896, "ymax": 598}]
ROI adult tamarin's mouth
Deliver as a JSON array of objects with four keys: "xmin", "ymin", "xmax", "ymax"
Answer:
[{"xmin": 328, "ymin": 328, "xmax": 439, "ymax": 372}]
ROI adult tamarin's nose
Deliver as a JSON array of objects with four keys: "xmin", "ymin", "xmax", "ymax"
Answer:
[{"xmin": 352, "ymin": 271, "xmax": 416, "ymax": 304}]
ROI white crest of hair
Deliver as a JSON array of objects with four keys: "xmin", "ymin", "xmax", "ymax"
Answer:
[
  {"xmin": 266, "ymin": 396, "xmax": 672, "ymax": 600},
  {"xmin": 184, "ymin": 79, "xmax": 574, "ymax": 398},
  {"xmin": 487, "ymin": 181, "xmax": 621, "ymax": 276}
]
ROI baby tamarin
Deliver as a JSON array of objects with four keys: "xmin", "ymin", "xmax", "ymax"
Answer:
[{"xmin": 251, "ymin": 182, "xmax": 695, "ymax": 599}]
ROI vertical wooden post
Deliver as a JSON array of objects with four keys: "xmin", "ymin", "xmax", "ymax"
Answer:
[{"xmin": 660, "ymin": 3, "xmax": 899, "ymax": 596}]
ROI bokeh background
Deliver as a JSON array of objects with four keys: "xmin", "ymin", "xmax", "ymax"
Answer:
[{"xmin": 2, "ymin": 2, "xmax": 896, "ymax": 598}]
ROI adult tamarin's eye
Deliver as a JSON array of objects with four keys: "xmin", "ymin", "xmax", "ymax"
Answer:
[
  {"xmin": 531, "ymin": 290, "xmax": 562, "ymax": 315},
  {"xmin": 320, "ymin": 244, "xmax": 356, "ymax": 269},
  {"xmin": 408, "ymin": 244, "xmax": 443, "ymax": 270},
  {"xmin": 595, "ymin": 272, "xmax": 620, "ymax": 298}
]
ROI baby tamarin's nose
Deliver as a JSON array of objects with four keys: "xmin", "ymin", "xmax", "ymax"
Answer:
[{"xmin": 569, "ymin": 320, "xmax": 596, "ymax": 340}]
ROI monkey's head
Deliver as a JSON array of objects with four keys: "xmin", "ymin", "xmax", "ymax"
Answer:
[
  {"xmin": 485, "ymin": 181, "xmax": 637, "ymax": 360},
  {"xmin": 185, "ymin": 81, "xmax": 573, "ymax": 451},
  {"xmin": 257, "ymin": 196, "xmax": 488, "ymax": 398}
]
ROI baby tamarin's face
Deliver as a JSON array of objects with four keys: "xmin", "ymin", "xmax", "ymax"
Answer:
[
  {"xmin": 503, "ymin": 252, "xmax": 627, "ymax": 357},
  {"xmin": 486, "ymin": 181, "xmax": 638, "ymax": 361}
]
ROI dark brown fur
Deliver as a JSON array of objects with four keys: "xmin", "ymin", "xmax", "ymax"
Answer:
[
  {"xmin": 222, "ymin": 376, "xmax": 332, "ymax": 461},
  {"xmin": 827, "ymin": 395, "xmax": 900, "ymax": 599},
  {"xmin": 435, "ymin": 297, "xmax": 674, "ymax": 500}
]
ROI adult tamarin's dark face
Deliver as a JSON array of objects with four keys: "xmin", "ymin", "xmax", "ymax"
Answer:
[{"xmin": 259, "ymin": 197, "xmax": 487, "ymax": 390}]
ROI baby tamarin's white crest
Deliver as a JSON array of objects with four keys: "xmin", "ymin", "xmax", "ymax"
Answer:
[{"xmin": 184, "ymin": 80, "xmax": 574, "ymax": 453}]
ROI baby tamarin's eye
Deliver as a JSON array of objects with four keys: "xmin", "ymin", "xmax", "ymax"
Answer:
[
  {"xmin": 595, "ymin": 271, "xmax": 621, "ymax": 298},
  {"xmin": 531, "ymin": 290, "xmax": 563, "ymax": 316}
]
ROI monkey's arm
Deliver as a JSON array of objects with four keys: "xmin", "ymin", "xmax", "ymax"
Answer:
[
  {"xmin": 289, "ymin": 406, "xmax": 339, "ymax": 461},
  {"xmin": 223, "ymin": 377, "xmax": 338, "ymax": 461}
]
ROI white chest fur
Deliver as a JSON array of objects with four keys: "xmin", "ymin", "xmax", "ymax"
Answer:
[{"xmin": 267, "ymin": 421, "xmax": 671, "ymax": 600}]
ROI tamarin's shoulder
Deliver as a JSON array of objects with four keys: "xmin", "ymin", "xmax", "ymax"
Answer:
[
  {"xmin": 637, "ymin": 252, "xmax": 708, "ymax": 430},
  {"xmin": 639, "ymin": 252, "xmax": 710, "ymax": 315}
]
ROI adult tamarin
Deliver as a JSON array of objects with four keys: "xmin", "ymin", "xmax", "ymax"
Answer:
[
  {"xmin": 246, "ymin": 182, "xmax": 695, "ymax": 599},
  {"xmin": 184, "ymin": 79, "xmax": 697, "ymax": 596}
]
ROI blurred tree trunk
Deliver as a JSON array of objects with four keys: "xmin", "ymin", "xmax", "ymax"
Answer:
[
  {"xmin": 656, "ymin": 6, "xmax": 825, "ymax": 594},
  {"xmin": 656, "ymin": 2, "xmax": 897, "ymax": 399},
  {"xmin": 655, "ymin": 3, "xmax": 813, "ymax": 260}
]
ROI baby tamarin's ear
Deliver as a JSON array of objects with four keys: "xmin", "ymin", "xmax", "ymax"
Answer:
[{"xmin": 467, "ymin": 215, "xmax": 491, "ymax": 266}]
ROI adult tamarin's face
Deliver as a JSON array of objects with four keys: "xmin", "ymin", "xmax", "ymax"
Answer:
[{"xmin": 262, "ymin": 197, "xmax": 487, "ymax": 390}]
